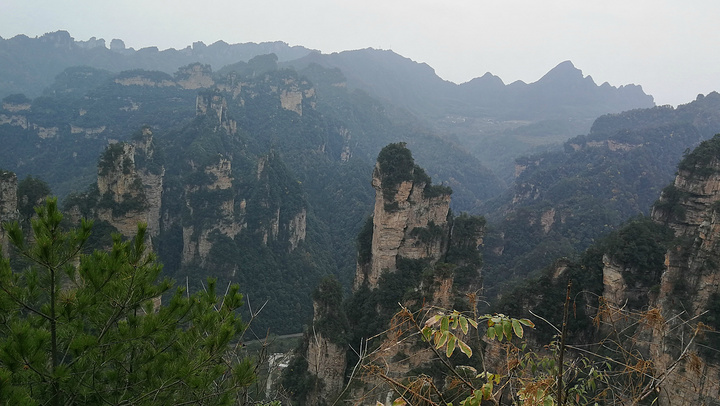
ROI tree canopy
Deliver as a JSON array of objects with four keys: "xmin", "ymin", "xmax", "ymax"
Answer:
[{"xmin": 0, "ymin": 199, "xmax": 255, "ymax": 405}]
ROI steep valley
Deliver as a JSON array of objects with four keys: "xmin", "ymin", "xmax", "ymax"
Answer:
[{"xmin": 2, "ymin": 31, "xmax": 720, "ymax": 405}]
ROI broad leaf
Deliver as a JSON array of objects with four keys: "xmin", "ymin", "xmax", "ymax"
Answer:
[
  {"xmin": 512, "ymin": 319, "xmax": 523, "ymax": 338},
  {"xmin": 458, "ymin": 338, "xmax": 472, "ymax": 358},
  {"xmin": 446, "ymin": 334, "xmax": 457, "ymax": 357},
  {"xmin": 459, "ymin": 316, "xmax": 469, "ymax": 334}
]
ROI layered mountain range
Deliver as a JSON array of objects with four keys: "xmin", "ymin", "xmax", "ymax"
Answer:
[
  {"xmin": 2, "ymin": 32, "xmax": 720, "ymax": 402},
  {"xmin": 1, "ymin": 31, "xmax": 655, "ymax": 180}
]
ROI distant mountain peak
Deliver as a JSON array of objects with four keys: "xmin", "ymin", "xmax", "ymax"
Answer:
[
  {"xmin": 537, "ymin": 60, "xmax": 587, "ymax": 84},
  {"xmin": 463, "ymin": 71, "xmax": 505, "ymax": 88}
]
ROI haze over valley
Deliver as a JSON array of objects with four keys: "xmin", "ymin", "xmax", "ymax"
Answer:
[{"xmin": 0, "ymin": 8, "xmax": 719, "ymax": 403}]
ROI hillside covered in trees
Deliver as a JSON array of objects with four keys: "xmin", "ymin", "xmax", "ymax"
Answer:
[{"xmin": 1, "ymin": 30, "xmax": 720, "ymax": 405}]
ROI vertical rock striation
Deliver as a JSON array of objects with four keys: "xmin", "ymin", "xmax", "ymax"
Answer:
[
  {"xmin": 645, "ymin": 136, "xmax": 720, "ymax": 405},
  {"xmin": 354, "ymin": 143, "xmax": 452, "ymax": 289},
  {"xmin": 0, "ymin": 170, "xmax": 18, "ymax": 254},
  {"xmin": 95, "ymin": 128, "xmax": 164, "ymax": 241}
]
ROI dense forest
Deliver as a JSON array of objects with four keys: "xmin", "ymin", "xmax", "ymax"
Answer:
[{"xmin": 1, "ymin": 31, "xmax": 720, "ymax": 405}]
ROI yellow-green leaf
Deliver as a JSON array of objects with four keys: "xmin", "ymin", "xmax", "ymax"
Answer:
[
  {"xmin": 446, "ymin": 334, "xmax": 457, "ymax": 357},
  {"xmin": 468, "ymin": 318, "xmax": 478, "ymax": 328},
  {"xmin": 512, "ymin": 319, "xmax": 523, "ymax": 338},
  {"xmin": 503, "ymin": 320, "xmax": 513, "ymax": 340},
  {"xmin": 437, "ymin": 331, "xmax": 449, "ymax": 349},
  {"xmin": 392, "ymin": 398, "xmax": 407, "ymax": 406},
  {"xmin": 519, "ymin": 318, "xmax": 535, "ymax": 328},
  {"xmin": 441, "ymin": 316, "xmax": 450, "ymax": 332},
  {"xmin": 459, "ymin": 316, "xmax": 469, "ymax": 334},
  {"xmin": 486, "ymin": 326, "xmax": 496, "ymax": 340},
  {"xmin": 458, "ymin": 338, "xmax": 472, "ymax": 357}
]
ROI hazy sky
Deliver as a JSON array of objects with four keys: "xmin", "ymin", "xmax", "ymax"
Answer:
[{"xmin": 1, "ymin": 0, "xmax": 718, "ymax": 106}]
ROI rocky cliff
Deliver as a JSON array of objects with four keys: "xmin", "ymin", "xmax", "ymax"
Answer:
[
  {"xmin": 303, "ymin": 277, "xmax": 348, "ymax": 405},
  {"xmin": 62, "ymin": 127, "xmax": 165, "ymax": 249},
  {"xmin": 354, "ymin": 143, "xmax": 452, "ymax": 289},
  {"xmin": 181, "ymin": 156, "xmax": 241, "ymax": 265},
  {"xmin": 0, "ymin": 170, "xmax": 18, "ymax": 254},
  {"xmin": 179, "ymin": 93, "xmax": 307, "ymax": 267},
  {"xmin": 94, "ymin": 129, "xmax": 164, "ymax": 240},
  {"xmin": 645, "ymin": 135, "xmax": 720, "ymax": 405},
  {"xmin": 294, "ymin": 144, "xmax": 485, "ymax": 405}
]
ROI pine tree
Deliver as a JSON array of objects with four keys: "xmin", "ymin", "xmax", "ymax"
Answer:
[{"xmin": 0, "ymin": 198, "xmax": 255, "ymax": 405}]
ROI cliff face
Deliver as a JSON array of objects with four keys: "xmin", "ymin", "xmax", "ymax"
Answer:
[
  {"xmin": 176, "ymin": 63, "xmax": 214, "ymax": 90},
  {"xmin": 195, "ymin": 93, "xmax": 237, "ymax": 134},
  {"xmin": 333, "ymin": 144, "xmax": 484, "ymax": 405},
  {"xmin": 96, "ymin": 143, "xmax": 147, "ymax": 237},
  {"xmin": 180, "ymin": 95, "xmax": 307, "ymax": 267},
  {"xmin": 354, "ymin": 151, "xmax": 451, "ymax": 289},
  {"xmin": 94, "ymin": 128, "xmax": 164, "ymax": 240},
  {"xmin": 0, "ymin": 171, "xmax": 18, "ymax": 254},
  {"xmin": 646, "ymin": 145, "xmax": 720, "ymax": 405},
  {"xmin": 181, "ymin": 156, "xmax": 242, "ymax": 265},
  {"xmin": 305, "ymin": 300, "xmax": 347, "ymax": 404}
]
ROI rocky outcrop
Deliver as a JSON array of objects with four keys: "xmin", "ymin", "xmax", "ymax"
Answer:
[
  {"xmin": 0, "ymin": 114, "xmax": 28, "ymax": 129},
  {"xmin": 114, "ymin": 76, "xmax": 175, "ymax": 87},
  {"xmin": 644, "ymin": 138, "xmax": 720, "ymax": 405},
  {"xmin": 235, "ymin": 72, "xmax": 316, "ymax": 116},
  {"xmin": 280, "ymin": 81, "xmax": 315, "ymax": 115},
  {"xmin": 94, "ymin": 130, "xmax": 164, "ymax": 240},
  {"xmin": 296, "ymin": 144, "xmax": 485, "ymax": 405},
  {"xmin": 181, "ymin": 157, "xmax": 242, "ymax": 265},
  {"xmin": 0, "ymin": 171, "xmax": 18, "ymax": 254},
  {"xmin": 195, "ymin": 93, "xmax": 237, "ymax": 134},
  {"xmin": 70, "ymin": 125, "xmax": 106, "ymax": 137},
  {"xmin": 354, "ymin": 153, "xmax": 451, "ymax": 289},
  {"xmin": 601, "ymin": 254, "xmax": 630, "ymax": 308},
  {"xmin": 306, "ymin": 304, "xmax": 346, "ymax": 402},
  {"xmin": 2, "ymin": 102, "xmax": 31, "ymax": 112},
  {"xmin": 176, "ymin": 63, "xmax": 214, "ymax": 90},
  {"xmin": 288, "ymin": 209, "xmax": 306, "ymax": 252},
  {"xmin": 301, "ymin": 277, "xmax": 348, "ymax": 405}
]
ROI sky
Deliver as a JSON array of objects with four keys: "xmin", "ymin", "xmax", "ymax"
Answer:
[{"xmin": 1, "ymin": 0, "xmax": 718, "ymax": 106}]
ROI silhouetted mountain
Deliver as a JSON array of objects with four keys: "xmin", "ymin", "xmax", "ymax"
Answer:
[
  {"xmin": 0, "ymin": 31, "xmax": 314, "ymax": 99},
  {"xmin": 286, "ymin": 52, "xmax": 653, "ymax": 122}
]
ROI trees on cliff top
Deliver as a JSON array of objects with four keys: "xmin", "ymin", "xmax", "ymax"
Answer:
[{"xmin": 0, "ymin": 199, "xmax": 254, "ymax": 405}]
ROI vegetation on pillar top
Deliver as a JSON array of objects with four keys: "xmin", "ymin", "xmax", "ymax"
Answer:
[
  {"xmin": 677, "ymin": 133, "xmax": 720, "ymax": 177},
  {"xmin": 376, "ymin": 142, "xmax": 451, "ymax": 203}
]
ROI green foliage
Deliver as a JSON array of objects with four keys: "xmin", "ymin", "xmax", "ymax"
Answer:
[
  {"xmin": 677, "ymin": 133, "xmax": 720, "ymax": 176},
  {"xmin": 312, "ymin": 276, "xmax": 348, "ymax": 345},
  {"xmin": 447, "ymin": 213, "xmax": 485, "ymax": 267},
  {"xmin": 115, "ymin": 69, "xmax": 174, "ymax": 83},
  {"xmin": 0, "ymin": 169, "xmax": 14, "ymax": 181},
  {"xmin": 653, "ymin": 184, "xmax": 688, "ymax": 222},
  {"xmin": 602, "ymin": 216, "xmax": 674, "ymax": 295},
  {"xmin": 247, "ymin": 54, "xmax": 279, "ymax": 77},
  {"xmin": 16, "ymin": 175, "xmax": 51, "ymax": 222},
  {"xmin": 424, "ymin": 183, "xmax": 453, "ymax": 199},
  {"xmin": 279, "ymin": 356, "xmax": 321, "ymax": 406},
  {"xmin": 97, "ymin": 142, "xmax": 127, "ymax": 176},
  {"xmin": 483, "ymin": 121, "xmax": 707, "ymax": 294},
  {"xmin": 410, "ymin": 221, "xmax": 445, "ymax": 246},
  {"xmin": 377, "ymin": 142, "xmax": 416, "ymax": 203},
  {"xmin": 0, "ymin": 199, "xmax": 254, "ymax": 405}
]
